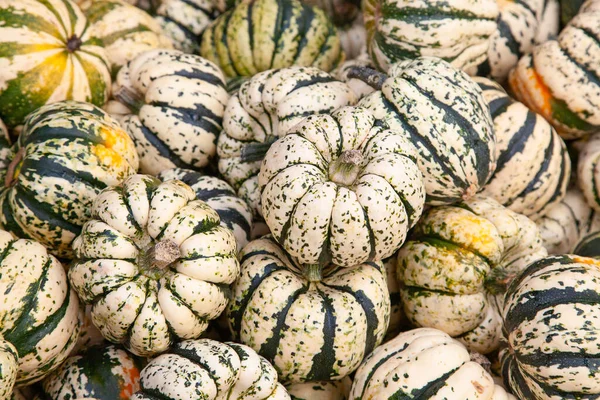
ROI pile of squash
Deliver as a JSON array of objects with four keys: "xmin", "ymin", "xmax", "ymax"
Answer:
[{"xmin": 0, "ymin": 0, "xmax": 598, "ymax": 399}]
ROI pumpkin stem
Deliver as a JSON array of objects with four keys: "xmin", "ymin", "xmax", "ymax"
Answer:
[
  {"xmin": 485, "ymin": 267, "xmax": 515, "ymax": 295},
  {"xmin": 66, "ymin": 35, "xmax": 82, "ymax": 52},
  {"xmin": 329, "ymin": 150, "xmax": 363, "ymax": 187},
  {"xmin": 4, "ymin": 148, "xmax": 24, "ymax": 188},
  {"xmin": 469, "ymin": 351, "xmax": 492, "ymax": 374},
  {"xmin": 114, "ymin": 87, "xmax": 145, "ymax": 114},
  {"xmin": 240, "ymin": 136, "xmax": 279, "ymax": 163},
  {"xmin": 346, "ymin": 66, "xmax": 387, "ymax": 90},
  {"xmin": 303, "ymin": 264, "xmax": 323, "ymax": 282},
  {"xmin": 140, "ymin": 240, "xmax": 180, "ymax": 278}
]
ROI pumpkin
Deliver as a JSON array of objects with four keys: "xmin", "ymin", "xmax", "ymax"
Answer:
[
  {"xmin": 200, "ymin": 0, "xmax": 344, "ymax": 78},
  {"xmin": 286, "ymin": 378, "xmax": 352, "ymax": 400},
  {"xmin": 509, "ymin": 0, "xmax": 600, "ymax": 139},
  {"xmin": 0, "ymin": 230, "xmax": 81, "ymax": 385},
  {"xmin": 228, "ymin": 235, "xmax": 390, "ymax": 383},
  {"xmin": 356, "ymin": 57, "xmax": 496, "ymax": 206},
  {"xmin": 39, "ymin": 344, "xmax": 142, "ymax": 400},
  {"xmin": 574, "ymin": 230, "xmax": 600, "ymax": 257},
  {"xmin": 475, "ymin": 77, "xmax": 570, "ymax": 220},
  {"xmin": 0, "ymin": 0, "xmax": 111, "ymax": 130},
  {"xmin": 157, "ymin": 167, "xmax": 253, "ymax": 251},
  {"xmin": 363, "ymin": 0, "xmax": 499, "ymax": 73},
  {"xmin": 500, "ymin": 254, "xmax": 600, "ymax": 399},
  {"xmin": 217, "ymin": 66, "xmax": 357, "ymax": 220},
  {"xmin": 398, "ymin": 195, "xmax": 547, "ymax": 354},
  {"xmin": 259, "ymin": 106, "xmax": 425, "ymax": 267},
  {"xmin": 349, "ymin": 327, "xmax": 512, "ymax": 400},
  {"xmin": 108, "ymin": 49, "xmax": 229, "ymax": 175},
  {"xmin": 68, "ymin": 174, "xmax": 239, "ymax": 357},
  {"xmin": 0, "ymin": 339, "xmax": 18, "ymax": 400},
  {"xmin": 0, "ymin": 101, "xmax": 138, "ymax": 259},
  {"xmin": 578, "ymin": 132, "xmax": 600, "ymax": 211},
  {"xmin": 131, "ymin": 338, "xmax": 290, "ymax": 399}
]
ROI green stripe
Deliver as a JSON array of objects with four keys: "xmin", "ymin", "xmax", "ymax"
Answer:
[{"xmin": 0, "ymin": 4, "xmax": 61, "ymax": 38}]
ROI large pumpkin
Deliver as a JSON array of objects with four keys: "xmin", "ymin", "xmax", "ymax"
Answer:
[
  {"xmin": 228, "ymin": 235, "xmax": 390, "ymax": 383},
  {"xmin": 258, "ymin": 106, "xmax": 425, "ymax": 268},
  {"xmin": 0, "ymin": 101, "xmax": 139, "ymax": 259},
  {"xmin": 108, "ymin": 49, "xmax": 229, "ymax": 175},
  {"xmin": 0, "ymin": 0, "xmax": 111, "ymax": 129},
  {"xmin": 68, "ymin": 174, "xmax": 239, "ymax": 357},
  {"xmin": 0, "ymin": 339, "xmax": 17, "ymax": 400}
]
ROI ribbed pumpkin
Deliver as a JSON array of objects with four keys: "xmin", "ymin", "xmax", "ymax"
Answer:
[
  {"xmin": 0, "ymin": 101, "xmax": 139, "ymax": 259},
  {"xmin": 356, "ymin": 57, "xmax": 496, "ymax": 205},
  {"xmin": 157, "ymin": 168, "xmax": 253, "ymax": 251},
  {"xmin": 108, "ymin": 49, "xmax": 229, "ymax": 175},
  {"xmin": 363, "ymin": 0, "xmax": 499, "ymax": 73},
  {"xmin": 398, "ymin": 196, "xmax": 547, "ymax": 354},
  {"xmin": 228, "ymin": 235, "xmax": 390, "ymax": 383},
  {"xmin": 574, "ymin": 230, "xmax": 600, "ymax": 257},
  {"xmin": 476, "ymin": 77, "xmax": 570, "ymax": 220},
  {"xmin": 0, "ymin": 339, "xmax": 18, "ymax": 400},
  {"xmin": 578, "ymin": 132, "xmax": 600, "ymax": 211},
  {"xmin": 286, "ymin": 378, "xmax": 351, "ymax": 400},
  {"xmin": 509, "ymin": 0, "xmax": 600, "ymax": 139},
  {"xmin": 40, "ymin": 344, "xmax": 143, "ymax": 400},
  {"xmin": 0, "ymin": 230, "xmax": 81, "ymax": 386},
  {"xmin": 259, "ymin": 106, "xmax": 425, "ymax": 268},
  {"xmin": 500, "ymin": 254, "xmax": 600, "ymax": 399},
  {"xmin": 200, "ymin": 0, "xmax": 344, "ymax": 78},
  {"xmin": 68, "ymin": 174, "xmax": 239, "ymax": 357},
  {"xmin": 131, "ymin": 339, "xmax": 290, "ymax": 399},
  {"xmin": 217, "ymin": 67, "xmax": 357, "ymax": 219},
  {"xmin": 0, "ymin": 0, "xmax": 111, "ymax": 130}
]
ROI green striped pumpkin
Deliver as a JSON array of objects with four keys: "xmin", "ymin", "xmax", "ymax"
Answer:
[
  {"xmin": 476, "ymin": 77, "xmax": 570, "ymax": 220},
  {"xmin": 108, "ymin": 49, "xmax": 229, "ymax": 175},
  {"xmin": 68, "ymin": 174, "xmax": 239, "ymax": 357},
  {"xmin": 200, "ymin": 0, "xmax": 344, "ymax": 78},
  {"xmin": 217, "ymin": 66, "xmax": 357, "ymax": 220},
  {"xmin": 578, "ymin": 132, "xmax": 600, "ymax": 211},
  {"xmin": 286, "ymin": 378, "xmax": 351, "ymax": 400},
  {"xmin": 0, "ymin": 339, "xmax": 18, "ymax": 399},
  {"xmin": 0, "ymin": 0, "xmax": 111, "ymax": 130},
  {"xmin": 574, "ymin": 230, "xmax": 600, "ymax": 257},
  {"xmin": 0, "ymin": 101, "xmax": 139, "ymax": 259},
  {"xmin": 363, "ymin": 0, "xmax": 499, "ymax": 73},
  {"xmin": 131, "ymin": 339, "xmax": 290, "ymax": 399},
  {"xmin": 500, "ymin": 254, "xmax": 600, "ymax": 398}
]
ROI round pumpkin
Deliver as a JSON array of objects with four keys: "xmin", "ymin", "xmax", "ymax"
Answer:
[
  {"xmin": 108, "ymin": 49, "xmax": 229, "ymax": 175},
  {"xmin": 200, "ymin": 0, "xmax": 344, "ymax": 78},
  {"xmin": 68, "ymin": 174, "xmax": 239, "ymax": 357},
  {"xmin": 0, "ymin": 0, "xmax": 111, "ymax": 130},
  {"xmin": 398, "ymin": 196, "xmax": 547, "ymax": 354},
  {"xmin": 259, "ymin": 106, "xmax": 425, "ymax": 268},
  {"xmin": 228, "ymin": 235, "xmax": 390, "ymax": 383},
  {"xmin": 501, "ymin": 254, "xmax": 600, "ymax": 398},
  {"xmin": 475, "ymin": 77, "xmax": 570, "ymax": 220},
  {"xmin": 0, "ymin": 339, "xmax": 18, "ymax": 400},
  {"xmin": 217, "ymin": 66, "xmax": 357, "ymax": 219},
  {"xmin": 131, "ymin": 338, "xmax": 290, "ymax": 399},
  {"xmin": 286, "ymin": 378, "xmax": 351, "ymax": 400},
  {"xmin": 0, "ymin": 101, "xmax": 138, "ymax": 259},
  {"xmin": 578, "ymin": 132, "xmax": 600, "ymax": 211},
  {"xmin": 574, "ymin": 230, "xmax": 600, "ymax": 257}
]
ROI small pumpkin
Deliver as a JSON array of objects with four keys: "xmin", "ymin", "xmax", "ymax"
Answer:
[
  {"xmin": 578, "ymin": 132, "xmax": 600, "ymax": 211},
  {"xmin": 131, "ymin": 338, "xmax": 290, "ymax": 399},
  {"xmin": 0, "ymin": 339, "xmax": 18, "ymax": 400},
  {"xmin": 286, "ymin": 378, "xmax": 352, "ymax": 400}
]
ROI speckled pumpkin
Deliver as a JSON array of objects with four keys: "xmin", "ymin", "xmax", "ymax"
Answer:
[
  {"xmin": 500, "ymin": 254, "xmax": 600, "ymax": 399},
  {"xmin": 200, "ymin": 0, "xmax": 344, "ymax": 78},
  {"xmin": 0, "ymin": 0, "xmax": 111, "ymax": 130},
  {"xmin": 0, "ymin": 339, "xmax": 18, "ymax": 400},
  {"xmin": 0, "ymin": 101, "xmax": 139, "ymax": 259},
  {"xmin": 357, "ymin": 57, "xmax": 496, "ymax": 205},
  {"xmin": 398, "ymin": 196, "xmax": 547, "ymax": 354},
  {"xmin": 259, "ymin": 106, "xmax": 425, "ymax": 268},
  {"xmin": 476, "ymin": 77, "xmax": 570, "ymax": 220},
  {"xmin": 68, "ymin": 174, "xmax": 239, "ymax": 357},
  {"xmin": 217, "ymin": 66, "xmax": 357, "ymax": 219},
  {"xmin": 40, "ymin": 344, "xmax": 143, "ymax": 400},
  {"xmin": 131, "ymin": 339, "xmax": 290, "ymax": 399},
  {"xmin": 108, "ymin": 49, "xmax": 229, "ymax": 175},
  {"xmin": 578, "ymin": 132, "xmax": 600, "ymax": 211},
  {"xmin": 286, "ymin": 378, "xmax": 352, "ymax": 400},
  {"xmin": 228, "ymin": 235, "xmax": 390, "ymax": 383}
]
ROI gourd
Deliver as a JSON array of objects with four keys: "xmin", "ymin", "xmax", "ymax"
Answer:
[
  {"xmin": 398, "ymin": 195, "xmax": 547, "ymax": 354},
  {"xmin": 509, "ymin": 0, "xmax": 600, "ymax": 139},
  {"xmin": 475, "ymin": 77, "xmax": 570, "ymax": 220},
  {"xmin": 363, "ymin": 0, "xmax": 499, "ymax": 73},
  {"xmin": 500, "ymin": 254, "xmax": 600, "ymax": 399},
  {"xmin": 574, "ymin": 230, "xmax": 600, "ymax": 257},
  {"xmin": 157, "ymin": 168, "xmax": 253, "ymax": 251},
  {"xmin": 286, "ymin": 378, "xmax": 352, "ymax": 400},
  {"xmin": 39, "ymin": 344, "xmax": 143, "ymax": 400},
  {"xmin": 0, "ymin": 101, "xmax": 139, "ymax": 259},
  {"xmin": 0, "ymin": 339, "xmax": 18, "ymax": 400},
  {"xmin": 228, "ymin": 235, "xmax": 390, "ymax": 383},
  {"xmin": 131, "ymin": 338, "xmax": 290, "ymax": 399},
  {"xmin": 108, "ymin": 49, "xmax": 229, "ymax": 175},
  {"xmin": 200, "ymin": 0, "xmax": 344, "ymax": 78},
  {"xmin": 355, "ymin": 57, "xmax": 496, "ymax": 205},
  {"xmin": 0, "ymin": 0, "xmax": 111, "ymax": 130},
  {"xmin": 258, "ymin": 106, "xmax": 425, "ymax": 268},
  {"xmin": 0, "ymin": 230, "xmax": 81, "ymax": 386},
  {"xmin": 578, "ymin": 132, "xmax": 600, "ymax": 211},
  {"xmin": 68, "ymin": 174, "xmax": 239, "ymax": 357},
  {"xmin": 217, "ymin": 67, "xmax": 357, "ymax": 219}
]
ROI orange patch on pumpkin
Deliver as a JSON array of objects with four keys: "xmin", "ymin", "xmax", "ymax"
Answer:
[
  {"xmin": 573, "ymin": 256, "xmax": 600, "ymax": 268},
  {"xmin": 119, "ymin": 365, "xmax": 141, "ymax": 399}
]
